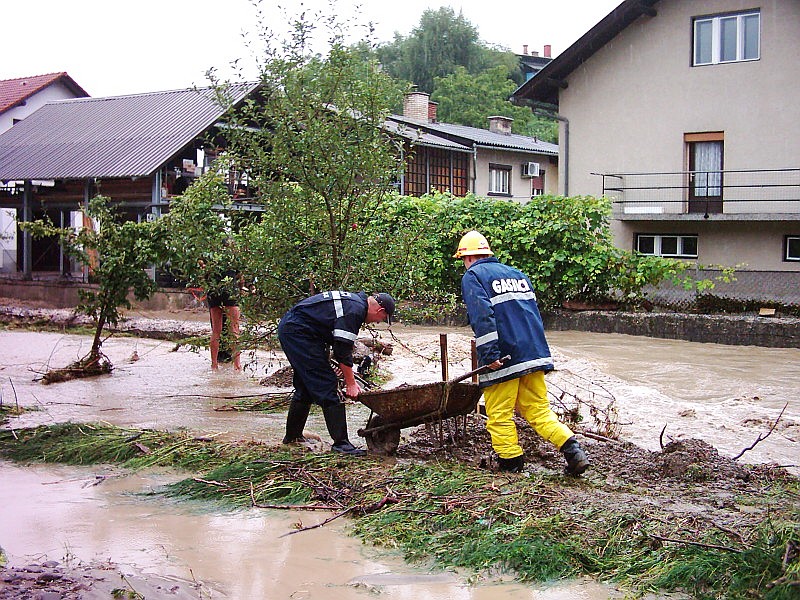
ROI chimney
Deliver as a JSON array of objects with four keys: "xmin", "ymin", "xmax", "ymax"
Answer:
[
  {"xmin": 544, "ymin": 44, "xmax": 552, "ymax": 58},
  {"xmin": 531, "ymin": 50, "xmax": 539, "ymax": 57},
  {"xmin": 488, "ymin": 115, "xmax": 513, "ymax": 135},
  {"xmin": 427, "ymin": 101, "xmax": 438, "ymax": 123},
  {"xmin": 403, "ymin": 91, "xmax": 431, "ymax": 121},
  {"xmin": 522, "ymin": 44, "xmax": 529, "ymax": 55}
]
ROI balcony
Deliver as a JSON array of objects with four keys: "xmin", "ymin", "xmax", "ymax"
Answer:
[{"xmin": 598, "ymin": 168, "xmax": 800, "ymax": 221}]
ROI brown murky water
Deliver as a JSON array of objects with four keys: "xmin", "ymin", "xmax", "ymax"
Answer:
[
  {"xmin": 6, "ymin": 461, "xmax": 621, "ymax": 599},
  {"xmin": 547, "ymin": 330, "xmax": 799, "ymax": 471},
  {"xmin": 2, "ymin": 325, "xmax": 797, "ymax": 598}
]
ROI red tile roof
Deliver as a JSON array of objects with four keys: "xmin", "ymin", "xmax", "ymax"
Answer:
[{"xmin": 0, "ymin": 72, "xmax": 89, "ymax": 114}]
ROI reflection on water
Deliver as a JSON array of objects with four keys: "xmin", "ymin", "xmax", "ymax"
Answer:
[{"xmin": 0, "ymin": 461, "xmax": 633, "ymax": 599}]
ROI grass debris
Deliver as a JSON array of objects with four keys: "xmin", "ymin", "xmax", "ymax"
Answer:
[{"xmin": 0, "ymin": 422, "xmax": 797, "ymax": 599}]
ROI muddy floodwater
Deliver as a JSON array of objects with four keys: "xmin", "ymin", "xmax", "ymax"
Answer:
[{"xmin": 1, "ymin": 324, "xmax": 798, "ymax": 599}]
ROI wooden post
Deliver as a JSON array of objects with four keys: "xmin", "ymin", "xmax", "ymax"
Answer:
[
  {"xmin": 471, "ymin": 339, "xmax": 478, "ymax": 382},
  {"xmin": 22, "ymin": 180, "xmax": 32, "ymax": 278},
  {"xmin": 439, "ymin": 333, "xmax": 449, "ymax": 381},
  {"xmin": 471, "ymin": 338, "xmax": 480, "ymax": 415}
]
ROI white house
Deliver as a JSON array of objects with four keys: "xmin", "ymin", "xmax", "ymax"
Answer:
[{"xmin": 0, "ymin": 73, "xmax": 89, "ymax": 272}]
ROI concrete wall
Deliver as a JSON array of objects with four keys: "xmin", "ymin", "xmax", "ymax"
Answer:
[
  {"xmin": 544, "ymin": 310, "xmax": 800, "ymax": 348},
  {"xmin": 0, "ymin": 278, "xmax": 198, "ymax": 312}
]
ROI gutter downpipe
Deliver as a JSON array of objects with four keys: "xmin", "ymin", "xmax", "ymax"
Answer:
[{"xmin": 551, "ymin": 113, "xmax": 569, "ymax": 196}]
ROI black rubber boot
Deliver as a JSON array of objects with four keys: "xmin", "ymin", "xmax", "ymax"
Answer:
[
  {"xmin": 497, "ymin": 454, "xmax": 524, "ymax": 473},
  {"xmin": 323, "ymin": 404, "xmax": 366, "ymax": 456},
  {"xmin": 560, "ymin": 436, "xmax": 589, "ymax": 476},
  {"xmin": 282, "ymin": 401, "xmax": 311, "ymax": 444}
]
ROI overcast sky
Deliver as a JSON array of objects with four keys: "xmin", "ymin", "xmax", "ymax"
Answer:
[{"xmin": 3, "ymin": 0, "xmax": 622, "ymax": 97}]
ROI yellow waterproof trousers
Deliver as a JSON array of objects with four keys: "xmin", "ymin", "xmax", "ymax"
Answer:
[{"xmin": 483, "ymin": 371, "xmax": 574, "ymax": 459}]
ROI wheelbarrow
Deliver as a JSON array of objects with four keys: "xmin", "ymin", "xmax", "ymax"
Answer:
[{"xmin": 356, "ymin": 357, "xmax": 509, "ymax": 455}]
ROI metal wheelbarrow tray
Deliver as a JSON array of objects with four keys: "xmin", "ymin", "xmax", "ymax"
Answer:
[{"xmin": 355, "ymin": 359, "xmax": 507, "ymax": 456}]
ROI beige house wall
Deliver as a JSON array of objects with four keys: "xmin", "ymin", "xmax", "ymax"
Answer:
[
  {"xmin": 473, "ymin": 149, "xmax": 559, "ymax": 202},
  {"xmin": 558, "ymin": 0, "xmax": 800, "ymax": 271},
  {"xmin": 618, "ymin": 220, "xmax": 792, "ymax": 271}
]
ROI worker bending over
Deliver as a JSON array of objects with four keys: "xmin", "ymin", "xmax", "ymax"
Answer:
[{"xmin": 278, "ymin": 291, "xmax": 395, "ymax": 456}]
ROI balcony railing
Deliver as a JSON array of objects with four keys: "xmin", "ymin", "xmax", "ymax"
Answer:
[{"xmin": 598, "ymin": 168, "xmax": 800, "ymax": 218}]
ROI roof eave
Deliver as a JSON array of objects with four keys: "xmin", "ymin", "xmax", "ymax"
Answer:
[{"xmin": 511, "ymin": 0, "xmax": 660, "ymax": 107}]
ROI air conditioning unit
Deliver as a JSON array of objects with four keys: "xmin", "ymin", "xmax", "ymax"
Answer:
[{"xmin": 521, "ymin": 162, "xmax": 540, "ymax": 177}]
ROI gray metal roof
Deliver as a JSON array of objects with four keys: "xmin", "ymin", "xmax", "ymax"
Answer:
[
  {"xmin": 383, "ymin": 120, "xmax": 473, "ymax": 152},
  {"xmin": 387, "ymin": 115, "xmax": 558, "ymax": 156},
  {"xmin": 0, "ymin": 83, "xmax": 258, "ymax": 180}
]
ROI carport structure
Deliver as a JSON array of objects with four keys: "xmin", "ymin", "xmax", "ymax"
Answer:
[{"xmin": 0, "ymin": 83, "xmax": 258, "ymax": 277}]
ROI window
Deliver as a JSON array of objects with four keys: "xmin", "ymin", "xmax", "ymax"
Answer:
[
  {"xmin": 686, "ymin": 132, "xmax": 724, "ymax": 214},
  {"xmin": 488, "ymin": 164, "xmax": 511, "ymax": 196},
  {"xmin": 636, "ymin": 234, "xmax": 698, "ymax": 258},
  {"xmin": 403, "ymin": 147, "xmax": 470, "ymax": 197},
  {"xmin": 693, "ymin": 11, "xmax": 760, "ymax": 66},
  {"xmin": 786, "ymin": 236, "xmax": 800, "ymax": 262},
  {"xmin": 531, "ymin": 170, "xmax": 545, "ymax": 196}
]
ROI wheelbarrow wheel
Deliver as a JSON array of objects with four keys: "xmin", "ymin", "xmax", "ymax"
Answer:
[{"xmin": 364, "ymin": 415, "xmax": 401, "ymax": 456}]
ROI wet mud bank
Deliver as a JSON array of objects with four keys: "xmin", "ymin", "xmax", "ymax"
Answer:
[
  {"xmin": 0, "ymin": 299, "xmax": 209, "ymax": 341},
  {"xmin": 544, "ymin": 310, "xmax": 800, "ymax": 348},
  {"xmin": 4, "ymin": 298, "xmax": 800, "ymax": 349}
]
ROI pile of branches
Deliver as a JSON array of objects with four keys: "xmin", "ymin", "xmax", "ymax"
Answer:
[{"xmin": 40, "ymin": 352, "xmax": 112, "ymax": 385}]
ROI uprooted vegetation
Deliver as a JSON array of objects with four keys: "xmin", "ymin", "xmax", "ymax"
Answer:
[{"xmin": 0, "ymin": 422, "xmax": 797, "ymax": 599}]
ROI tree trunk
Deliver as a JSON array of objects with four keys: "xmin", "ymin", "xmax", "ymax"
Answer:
[{"xmin": 91, "ymin": 313, "xmax": 106, "ymax": 359}]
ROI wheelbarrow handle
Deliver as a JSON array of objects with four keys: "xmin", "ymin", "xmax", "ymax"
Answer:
[{"xmin": 447, "ymin": 355, "xmax": 511, "ymax": 385}]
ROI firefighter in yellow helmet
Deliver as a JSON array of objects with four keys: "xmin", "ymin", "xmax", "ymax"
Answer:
[{"xmin": 455, "ymin": 230, "xmax": 589, "ymax": 475}]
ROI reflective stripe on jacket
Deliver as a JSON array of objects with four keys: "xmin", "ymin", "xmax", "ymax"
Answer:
[
  {"xmin": 280, "ymin": 291, "xmax": 368, "ymax": 366},
  {"xmin": 460, "ymin": 257, "xmax": 553, "ymax": 387}
]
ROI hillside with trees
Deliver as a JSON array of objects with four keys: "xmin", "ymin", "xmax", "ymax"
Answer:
[{"xmin": 375, "ymin": 7, "xmax": 557, "ymax": 142}]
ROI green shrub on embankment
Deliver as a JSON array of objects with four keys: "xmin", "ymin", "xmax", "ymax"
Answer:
[
  {"xmin": 358, "ymin": 191, "xmax": 705, "ymax": 316},
  {"xmin": 1, "ymin": 423, "xmax": 797, "ymax": 599}
]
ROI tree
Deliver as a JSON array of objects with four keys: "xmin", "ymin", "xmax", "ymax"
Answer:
[
  {"xmin": 21, "ymin": 197, "xmax": 164, "ymax": 382},
  {"xmin": 376, "ymin": 7, "xmax": 485, "ymax": 94},
  {"xmin": 431, "ymin": 66, "xmax": 558, "ymax": 142},
  {"xmin": 195, "ymin": 6, "xmax": 406, "ymax": 322},
  {"xmin": 375, "ymin": 8, "xmax": 555, "ymax": 140},
  {"xmin": 154, "ymin": 170, "xmax": 237, "ymax": 299}
]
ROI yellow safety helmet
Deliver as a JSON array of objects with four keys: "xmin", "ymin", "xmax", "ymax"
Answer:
[{"xmin": 453, "ymin": 230, "xmax": 494, "ymax": 258}]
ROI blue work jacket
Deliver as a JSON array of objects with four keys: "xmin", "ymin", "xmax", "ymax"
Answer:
[
  {"xmin": 461, "ymin": 257, "xmax": 553, "ymax": 387},
  {"xmin": 281, "ymin": 291, "xmax": 368, "ymax": 366}
]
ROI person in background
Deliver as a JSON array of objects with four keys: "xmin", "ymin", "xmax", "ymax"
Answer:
[
  {"xmin": 198, "ymin": 259, "xmax": 242, "ymax": 371},
  {"xmin": 278, "ymin": 291, "xmax": 395, "ymax": 456},
  {"xmin": 454, "ymin": 231, "xmax": 589, "ymax": 475}
]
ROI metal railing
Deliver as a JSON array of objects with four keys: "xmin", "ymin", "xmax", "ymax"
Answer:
[{"xmin": 597, "ymin": 168, "xmax": 800, "ymax": 216}]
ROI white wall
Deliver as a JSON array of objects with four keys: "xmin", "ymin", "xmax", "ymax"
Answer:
[
  {"xmin": 474, "ymin": 149, "xmax": 559, "ymax": 202},
  {"xmin": 0, "ymin": 80, "xmax": 86, "ymax": 272}
]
